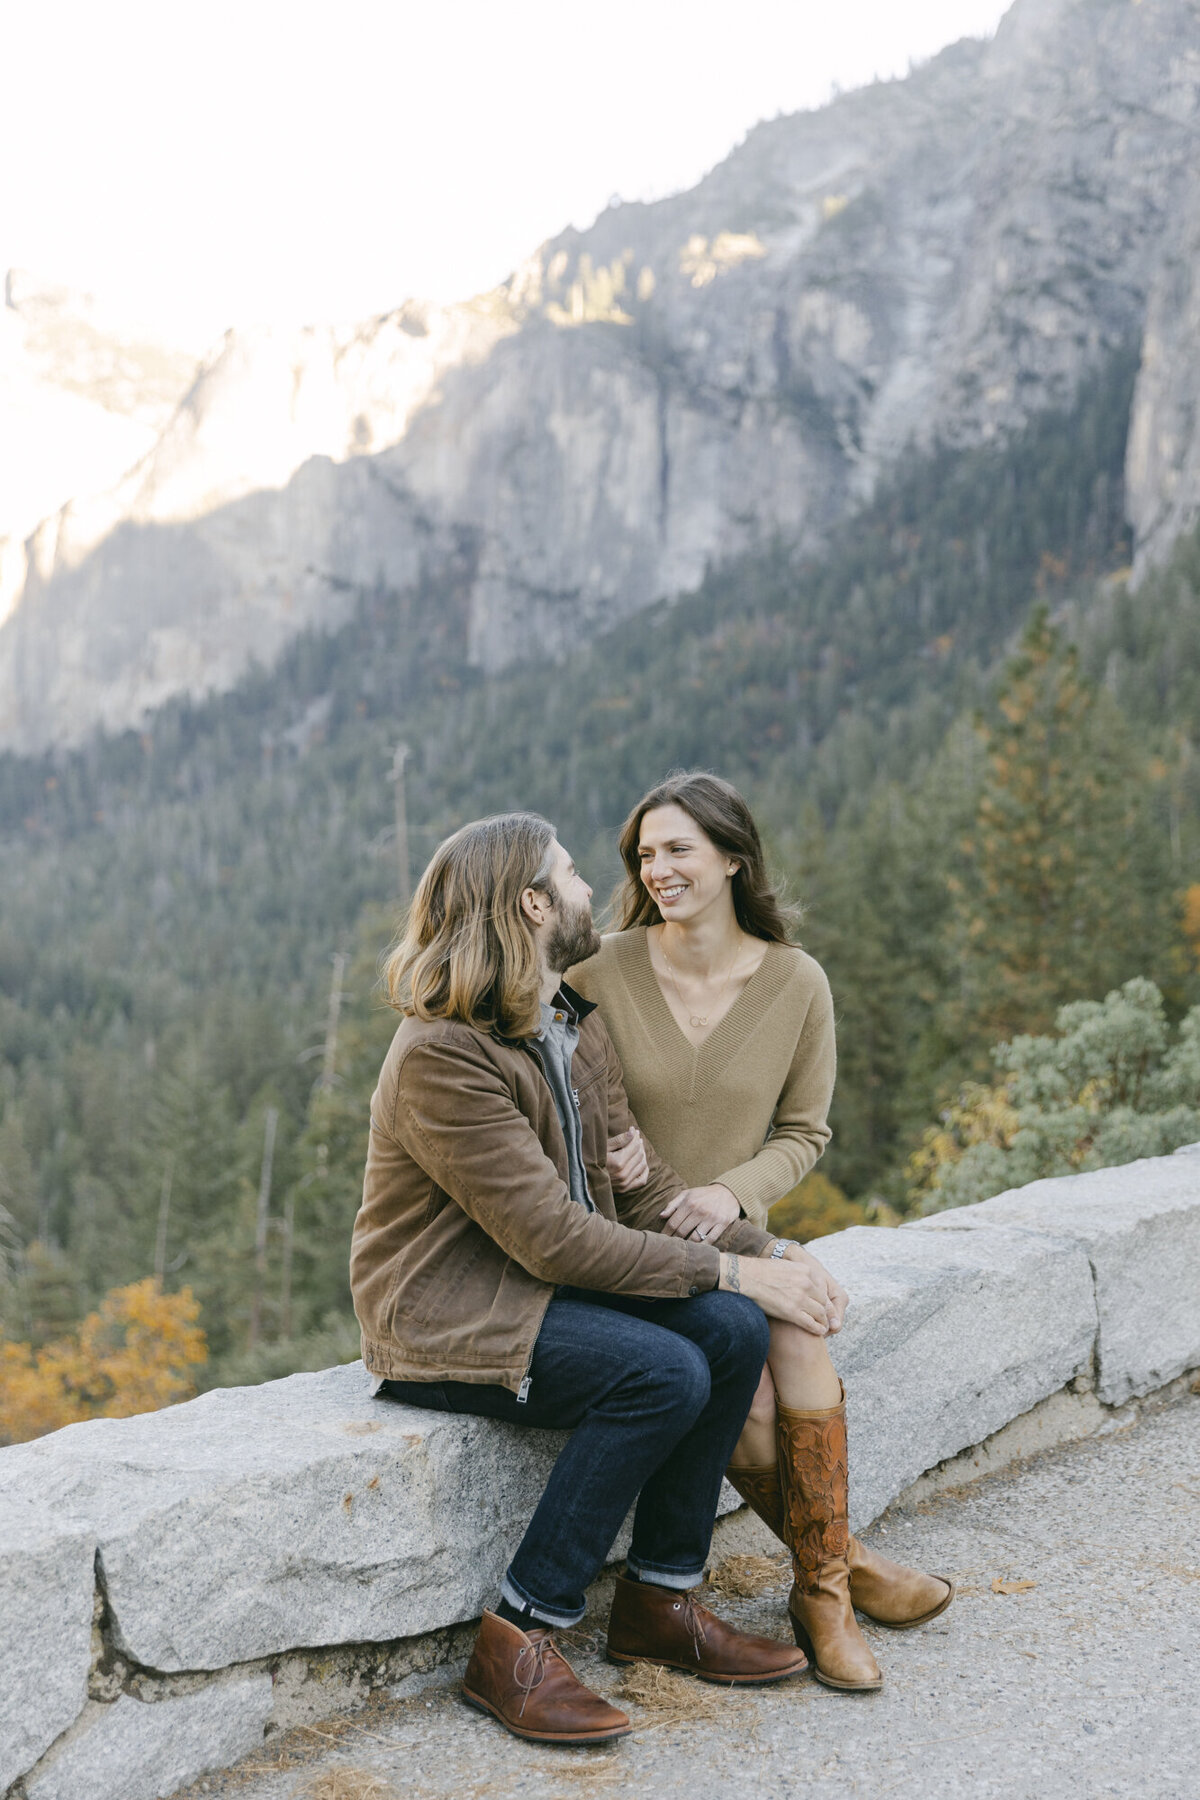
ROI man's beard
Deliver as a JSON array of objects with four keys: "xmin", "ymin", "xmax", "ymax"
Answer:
[{"xmin": 545, "ymin": 895, "xmax": 601, "ymax": 974}]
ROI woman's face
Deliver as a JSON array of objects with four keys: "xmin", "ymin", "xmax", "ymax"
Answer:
[{"xmin": 637, "ymin": 803, "xmax": 738, "ymax": 926}]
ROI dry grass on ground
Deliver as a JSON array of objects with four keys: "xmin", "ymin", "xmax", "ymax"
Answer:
[
  {"xmin": 704, "ymin": 1553, "xmax": 788, "ymax": 1599},
  {"xmin": 307, "ymin": 1771, "xmax": 398, "ymax": 1800},
  {"xmin": 616, "ymin": 1661, "xmax": 726, "ymax": 1728},
  {"xmin": 228, "ymin": 1715, "xmax": 364, "ymax": 1779}
]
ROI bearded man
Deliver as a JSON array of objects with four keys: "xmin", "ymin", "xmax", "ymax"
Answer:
[{"xmin": 351, "ymin": 813, "xmax": 838, "ymax": 1744}]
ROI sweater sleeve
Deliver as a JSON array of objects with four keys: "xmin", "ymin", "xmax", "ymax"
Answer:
[{"xmin": 715, "ymin": 967, "xmax": 837, "ymax": 1228}]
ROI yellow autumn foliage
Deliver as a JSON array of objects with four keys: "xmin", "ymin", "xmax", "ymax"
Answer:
[
  {"xmin": 767, "ymin": 1171, "xmax": 898, "ymax": 1241},
  {"xmin": 907, "ymin": 1081, "xmax": 1021, "ymax": 1203},
  {"xmin": 1182, "ymin": 883, "xmax": 1200, "ymax": 968},
  {"xmin": 0, "ymin": 1278, "xmax": 207, "ymax": 1445}
]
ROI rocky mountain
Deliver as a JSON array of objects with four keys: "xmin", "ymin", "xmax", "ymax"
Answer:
[
  {"xmin": 3, "ymin": 0, "xmax": 1200, "ymax": 754},
  {"xmin": 1125, "ymin": 154, "xmax": 1200, "ymax": 572},
  {"xmin": 0, "ymin": 272, "xmax": 199, "ymax": 628}
]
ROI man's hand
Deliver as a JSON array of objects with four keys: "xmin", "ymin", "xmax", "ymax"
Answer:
[
  {"xmin": 659, "ymin": 1183, "xmax": 742, "ymax": 1240},
  {"xmin": 718, "ymin": 1250, "xmax": 832, "ymax": 1335},
  {"xmin": 607, "ymin": 1127, "xmax": 650, "ymax": 1193},
  {"xmin": 775, "ymin": 1242, "xmax": 849, "ymax": 1333}
]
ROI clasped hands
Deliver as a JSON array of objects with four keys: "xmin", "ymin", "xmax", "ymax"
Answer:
[
  {"xmin": 607, "ymin": 1128, "xmax": 848, "ymax": 1337},
  {"xmin": 608, "ymin": 1128, "xmax": 738, "ymax": 1239}
]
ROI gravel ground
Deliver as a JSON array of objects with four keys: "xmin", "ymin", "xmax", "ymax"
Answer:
[{"xmin": 180, "ymin": 1391, "xmax": 1200, "ymax": 1800}]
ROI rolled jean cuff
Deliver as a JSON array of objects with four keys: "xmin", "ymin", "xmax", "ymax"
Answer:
[
  {"xmin": 624, "ymin": 1554, "xmax": 706, "ymax": 1591},
  {"xmin": 501, "ymin": 1569, "xmax": 586, "ymax": 1629}
]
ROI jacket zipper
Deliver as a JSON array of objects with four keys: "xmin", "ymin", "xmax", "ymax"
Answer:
[{"xmin": 516, "ymin": 1034, "xmax": 580, "ymax": 1402}]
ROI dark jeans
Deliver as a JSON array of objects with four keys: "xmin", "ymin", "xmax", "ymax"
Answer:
[{"xmin": 382, "ymin": 1287, "xmax": 769, "ymax": 1627}]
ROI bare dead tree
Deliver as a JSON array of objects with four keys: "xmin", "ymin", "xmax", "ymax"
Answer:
[
  {"xmin": 247, "ymin": 1107, "xmax": 279, "ymax": 1348},
  {"xmin": 390, "ymin": 743, "xmax": 411, "ymax": 909}
]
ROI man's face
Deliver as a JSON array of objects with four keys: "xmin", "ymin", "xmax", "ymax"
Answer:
[{"xmin": 542, "ymin": 840, "xmax": 600, "ymax": 972}]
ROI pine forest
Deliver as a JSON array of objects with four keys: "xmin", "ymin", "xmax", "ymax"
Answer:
[{"xmin": 4, "ymin": 345, "xmax": 1200, "ymax": 1433}]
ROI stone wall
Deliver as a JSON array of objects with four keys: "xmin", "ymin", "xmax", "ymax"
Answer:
[{"xmin": 3, "ymin": 1152, "xmax": 1198, "ymax": 1800}]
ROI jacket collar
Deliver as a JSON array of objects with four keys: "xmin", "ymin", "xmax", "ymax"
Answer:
[
  {"xmin": 491, "ymin": 979, "xmax": 597, "ymax": 1047},
  {"xmin": 557, "ymin": 979, "xmax": 597, "ymax": 1020}
]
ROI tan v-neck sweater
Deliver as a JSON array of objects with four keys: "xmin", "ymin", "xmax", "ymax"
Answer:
[{"xmin": 568, "ymin": 928, "xmax": 836, "ymax": 1228}]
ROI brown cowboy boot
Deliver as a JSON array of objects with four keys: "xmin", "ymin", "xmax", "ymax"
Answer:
[
  {"xmin": 606, "ymin": 1572, "xmax": 808, "ymax": 1686},
  {"xmin": 462, "ymin": 1610, "xmax": 632, "ymax": 1743},
  {"xmin": 775, "ymin": 1394, "xmax": 882, "ymax": 1690},
  {"xmin": 727, "ymin": 1450, "xmax": 952, "ymax": 1629},
  {"xmin": 846, "ymin": 1535, "xmax": 954, "ymax": 1629},
  {"xmin": 725, "ymin": 1461, "xmax": 786, "ymax": 1541}
]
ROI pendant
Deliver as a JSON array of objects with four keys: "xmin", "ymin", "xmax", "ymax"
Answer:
[{"xmin": 689, "ymin": 1015, "xmax": 707, "ymax": 1028}]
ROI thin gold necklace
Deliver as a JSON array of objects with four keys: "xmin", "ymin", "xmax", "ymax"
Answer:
[{"xmin": 659, "ymin": 933, "xmax": 742, "ymax": 1030}]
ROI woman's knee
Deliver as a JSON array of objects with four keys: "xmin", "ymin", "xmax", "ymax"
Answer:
[{"xmin": 767, "ymin": 1317, "xmax": 836, "ymax": 1376}]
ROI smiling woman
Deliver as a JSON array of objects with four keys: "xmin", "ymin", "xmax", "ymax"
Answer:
[
  {"xmin": 568, "ymin": 770, "xmax": 953, "ymax": 1691},
  {"xmin": 571, "ymin": 771, "xmax": 831, "ymax": 1227}
]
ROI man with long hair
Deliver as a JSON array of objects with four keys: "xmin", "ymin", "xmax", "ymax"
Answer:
[{"xmin": 351, "ymin": 813, "xmax": 838, "ymax": 1744}]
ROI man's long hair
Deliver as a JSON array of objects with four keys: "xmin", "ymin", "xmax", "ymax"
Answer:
[
  {"xmin": 613, "ymin": 771, "xmax": 796, "ymax": 943},
  {"xmin": 384, "ymin": 812, "xmax": 556, "ymax": 1038}
]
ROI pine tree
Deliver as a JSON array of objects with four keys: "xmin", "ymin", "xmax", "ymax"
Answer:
[
  {"xmin": 281, "ymin": 905, "xmax": 402, "ymax": 1332},
  {"xmin": 946, "ymin": 613, "xmax": 1171, "ymax": 1051},
  {"xmin": 140, "ymin": 1053, "xmax": 244, "ymax": 1354},
  {"xmin": 912, "ymin": 979, "xmax": 1200, "ymax": 1211}
]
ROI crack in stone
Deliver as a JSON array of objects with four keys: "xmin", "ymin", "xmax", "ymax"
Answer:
[{"xmin": 87, "ymin": 1553, "xmax": 130, "ymax": 1704}]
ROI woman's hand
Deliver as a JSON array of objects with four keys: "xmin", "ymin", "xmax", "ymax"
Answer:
[
  {"xmin": 777, "ymin": 1241, "xmax": 849, "ymax": 1332},
  {"xmin": 607, "ymin": 1127, "xmax": 649, "ymax": 1193},
  {"xmin": 659, "ymin": 1183, "xmax": 742, "ymax": 1241}
]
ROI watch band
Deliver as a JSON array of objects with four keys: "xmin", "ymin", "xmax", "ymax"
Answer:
[{"xmin": 770, "ymin": 1238, "xmax": 799, "ymax": 1259}]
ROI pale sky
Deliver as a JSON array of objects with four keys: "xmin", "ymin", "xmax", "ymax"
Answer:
[{"xmin": 1, "ymin": 0, "xmax": 1011, "ymax": 348}]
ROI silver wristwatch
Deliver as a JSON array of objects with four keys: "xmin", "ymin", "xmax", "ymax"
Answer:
[{"xmin": 770, "ymin": 1238, "xmax": 799, "ymax": 1259}]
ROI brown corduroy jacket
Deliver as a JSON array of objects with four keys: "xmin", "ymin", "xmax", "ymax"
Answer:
[{"xmin": 351, "ymin": 985, "xmax": 773, "ymax": 1394}]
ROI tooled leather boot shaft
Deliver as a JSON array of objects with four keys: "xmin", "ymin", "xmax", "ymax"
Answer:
[
  {"xmin": 774, "ymin": 1390, "xmax": 881, "ymax": 1691},
  {"xmin": 724, "ymin": 1461, "xmax": 786, "ymax": 1543},
  {"xmin": 728, "ymin": 1429, "xmax": 952, "ymax": 1630},
  {"xmin": 776, "ymin": 1406, "xmax": 850, "ymax": 1591}
]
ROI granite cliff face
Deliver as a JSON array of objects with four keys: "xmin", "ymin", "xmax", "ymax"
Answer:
[
  {"xmin": 0, "ymin": 271, "xmax": 199, "ymax": 632},
  {"xmin": 1126, "ymin": 162, "xmax": 1200, "ymax": 576},
  {"xmin": 3, "ymin": 0, "xmax": 1200, "ymax": 752},
  {"xmin": 2, "ymin": 300, "xmax": 513, "ymax": 744}
]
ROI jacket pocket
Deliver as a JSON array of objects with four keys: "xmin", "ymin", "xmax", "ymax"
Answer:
[
  {"xmin": 423, "ymin": 1179, "xmax": 447, "ymax": 1226},
  {"xmin": 404, "ymin": 1225, "xmax": 488, "ymax": 1330}
]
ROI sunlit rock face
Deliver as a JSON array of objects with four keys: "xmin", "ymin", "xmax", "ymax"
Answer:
[
  {"xmin": 4, "ymin": 0, "xmax": 1200, "ymax": 752},
  {"xmin": 0, "ymin": 270, "xmax": 200, "ymax": 628},
  {"xmin": 0, "ymin": 299, "xmax": 513, "ymax": 745}
]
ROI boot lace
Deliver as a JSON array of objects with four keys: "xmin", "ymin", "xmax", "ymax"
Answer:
[
  {"xmin": 513, "ymin": 1634, "xmax": 558, "ymax": 1717},
  {"xmin": 679, "ymin": 1595, "xmax": 709, "ymax": 1662}
]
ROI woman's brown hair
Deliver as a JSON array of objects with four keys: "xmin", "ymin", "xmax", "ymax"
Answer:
[
  {"xmin": 384, "ymin": 812, "xmax": 556, "ymax": 1038},
  {"xmin": 613, "ymin": 771, "xmax": 796, "ymax": 943}
]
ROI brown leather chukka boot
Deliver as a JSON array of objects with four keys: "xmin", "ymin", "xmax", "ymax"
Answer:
[
  {"xmin": 728, "ymin": 1447, "xmax": 952, "ymax": 1629},
  {"xmin": 776, "ymin": 1394, "xmax": 882, "ymax": 1691},
  {"xmin": 462, "ymin": 1610, "xmax": 631, "ymax": 1743},
  {"xmin": 606, "ymin": 1572, "xmax": 807, "ymax": 1686}
]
